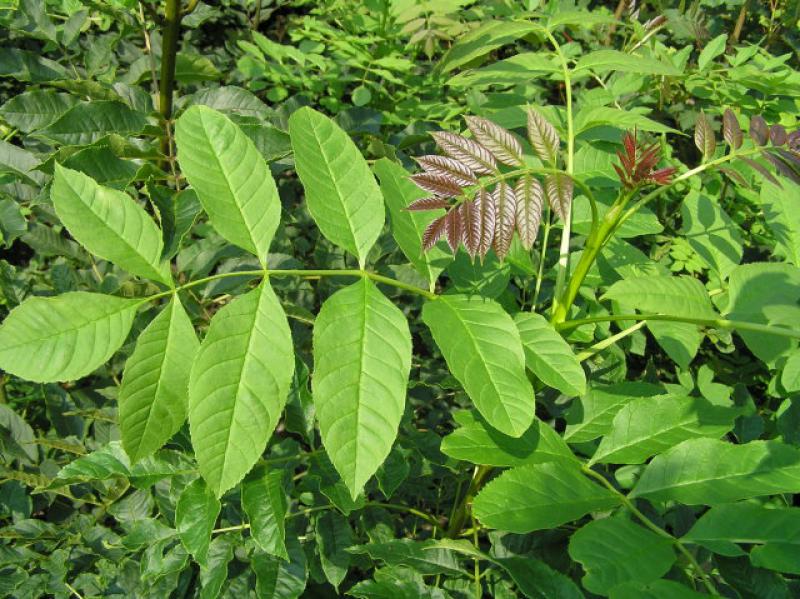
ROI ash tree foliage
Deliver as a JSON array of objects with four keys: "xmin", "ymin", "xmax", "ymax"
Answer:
[{"xmin": 1, "ymin": 0, "xmax": 800, "ymax": 597}]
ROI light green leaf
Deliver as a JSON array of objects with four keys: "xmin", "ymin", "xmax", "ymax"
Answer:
[
  {"xmin": 724, "ymin": 263, "xmax": 800, "ymax": 364},
  {"xmin": 684, "ymin": 503, "xmax": 800, "ymax": 557},
  {"xmin": 437, "ymin": 21, "xmax": 538, "ymax": 74},
  {"xmin": 589, "ymin": 395, "xmax": 738, "ymax": 465},
  {"xmin": 316, "ymin": 511, "xmax": 353, "ymax": 589},
  {"xmin": 698, "ymin": 34, "xmax": 728, "ymax": 71},
  {"xmin": 0, "ymin": 404, "xmax": 37, "ymax": 464},
  {"xmin": 0, "ymin": 48, "xmax": 67, "ymax": 82},
  {"xmin": 348, "ymin": 539, "xmax": 464, "ymax": 576},
  {"xmin": 569, "ymin": 517, "xmax": 675, "ymax": 595},
  {"xmin": 241, "ymin": 465, "xmax": 288, "ymax": 559},
  {"xmin": 0, "ymin": 89, "xmax": 77, "ymax": 132},
  {"xmin": 36, "ymin": 101, "xmax": 146, "ymax": 145},
  {"xmin": 0, "ymin": 292, "xmax": 139, "ymax": 383},
  {"xmin": 175, "ymin": 105, "xmax": 281, "ymax": 265},
  {"xmin": 422, "ymin": 295, "xmax": 535, "ymax": 437},
  {"xmin": 441, "ymin": 410, "xmax": 576, "ymax": 468},
  {"xmin": 119, "ymin": 297, "xmax": 198, "ymax": 462},
  {"xmin": 782, "ymin": 352, "xmax": 800, "ymax": 393},
  {"xmin": 373, "ymin": 158, "xmax": 450, "ymax": 289},
  {"xmin": 565, "ymin": 382, "xmax": 665, "ymax": 443},
  {"xmin": 175, "ymin": 53, "xmax": 221, "ymax": 82},
  {"xmin": 51, "ymin": 441, "xmax": 130, "ymax": 486},
  {"xmin": 631, "ymin": 438, "xmax": 800, "ymax": 504},
  {"xmin": 759, "ymin": 180, "xmax": 800, "ymax": 267},
  {"xmin": 199, "ymin": 537, "xmax": 235, "ymax": 599},
  {"xmin": 751, "ymin": 543, "xmax": 800, "ymax": 575},
  {"xmin": 574, "ymin": 106, "xmax": 678, "ymax": 135},
  {"xmin": 52, "ymin": 164, "xmax": 171, "ymax": 285},
  {"xmin": 288, "ymin": 107, "xmax": 383, "ymax": 267},
  {"xmin": 313, "ymin": 278, "xmax": 411, "ymax": 498},
  {"xmin": 447, "ymin": 52, "xmax": 559, "ymax": 88},
  {"xmin": 681, "ymin": 191, "xmax": 742, "ymax": 279},
  {"xmin": 473, "ymin": 462, "xmax": 620, "ymax": 533},
  {"xmin": 602, "ymin": 274, "xmax": 716, "ymax": 318},
  {"xmin": 574, "ymin": 50, "xmax": 680, "ymax": 77},
  {"xmin": 189, "ymin": 282, "xmax": 294, "ymax": 497},
  {"xmin": 515, "ymin": 312, "xmax": 586, "ymax": 396},
  {"xmin": 176, "ymin": 478, "xmax": 221, "ymax": 566}
]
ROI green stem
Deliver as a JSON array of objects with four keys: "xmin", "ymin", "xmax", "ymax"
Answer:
[
  {"xmin": 532, "ymin": 204, "xmax": 552, "ymax": 311},
  {"xmin": 558, "ymin": 313, "xmax": 800, "ymax": 339},
  {"xmin": 581, "ymin": 467, "xmax": 717, "ymax": 595},
  {"xmin": 575, "ymin": 320, "xmax": 647, "ymax": 362},
  {"xmin": 143, "ymin": 268, "xmax": 438, "ymax": 304},
  {"xmin": 446, "ymin": 465, "xmax": 493, "ymax": 538},
  {"xmin": 543, "ymin": 29, "xmax": 575, "ymax": 318}
]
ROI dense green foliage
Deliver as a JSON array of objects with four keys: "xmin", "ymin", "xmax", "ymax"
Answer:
[{"xmin": 1, "ymin": 0, "xmax": 800, "ymax": 597}]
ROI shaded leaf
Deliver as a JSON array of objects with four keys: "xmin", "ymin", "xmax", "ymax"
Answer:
[{"xmin": 176, "ymin": 478, "xmax": 221, "ymax": 566}]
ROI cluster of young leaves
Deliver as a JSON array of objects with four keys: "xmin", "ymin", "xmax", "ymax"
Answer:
[{"xmin": 3, "ymin": 0, "xmax": 800, "ymax": 598}]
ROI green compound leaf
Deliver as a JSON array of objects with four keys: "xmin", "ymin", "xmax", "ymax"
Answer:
[
  {"xmin": 35, "ymin": 100, "xmax": 147, "ymax": 145},
  {"xmin": 175, "ymin": 105, "xmax": 281, "ymax": 265},
  {"xmin": 568, "ymin": 517, "xmax": 675, "ymax": 595},
  {"xmin": 189, "ymin": 282, "xmax": 294, "ymax": 497},
  {"xmin": 473, "ymin": 462, "xmax": 620, "ymax": 533},
  {"xmin": 289, "ymin": 107, "xmax": 384, "ymax": 268},
  {"xmin": 631, "ymin": 438, "xmax": 800, "ymax": 504},
  {"xmin": 0, "ymin": 292, "xmax": 139, "ymax": 383},
  {"xmin": 176, "ymin": 478, "xmax": 221, "ymax": 566},
  {"xmin": 313, "ymin": 278, "xmax": 412, "ymax": 499},
  {"xmin": 119, "ymin": 297, "xmax": 199, "ymax": 463},
  {"xmin": 515, "ymin": 312, "xmax": 586, "ymax": 397},
  {"xmin": 241, "ymin": 465, "xmax": 288, "ymax": 560},
  {"xmin": 52, "ymin": 164, "xmax": 172, "ymax": 285},
  {"xmin": 422, "ymin": 295, "xmax": 535, "ymax": 437},
  {"xmin": 589, "ymin": 395, "xmax": 738, "ymax": 465}
]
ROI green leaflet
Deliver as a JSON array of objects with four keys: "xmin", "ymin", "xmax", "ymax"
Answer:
[
  {"xmin": 568, "ymin": 517, "xmax": 675, "ymax": 596},
  {"xmin": 760, "ymin": 180, "xmax": 800, "ymax": 267},
  {"xmin": 0, "ymin": 89, "xmax": 78, "ymax": 132},
  {"xmin": 35, "ymin": 101, "xmax": 146, "ymax": 145},
  {"xmin": 373, "ymin": 158, "xmax": 450, "ymax": 289},
  {"xmin": 288, "ymin": 106, "xmax": 384, "ymax": 267},
  {"xmin": 188, "ymin": 281, "xmax": 294, "ymax": 497},
  {"xmin": 441, "ymin": 409, "xmax": 576, "ymax": 468},
  {"xmin": 51, "ymin": 441, "xmax": 130, "ymax": 486},
  {"xmin": 119, "ymin": 297, "xmax": 199, "ymax": 463},
  {"xmin": 437, "ymin": 20, "xmax": 538, "ymax": 74},
  {"xmin": 589, "ymin": 395, "xmax": 738, "ymax": 465},
  {"xmin": 422, "ymin": 295, "xmax": 535, "ymax": 437},
  {"xmin": 514, "ymin": 312, "xmax": 586, "ymax": 397},
  {"xmin": 312, "ymin": 278, "xmax": 412, "ymax": 499},
  {"xmin": 631, "ymin": 438, "xmax": 800, "ymax": 504},
  {"xmin": 609, "ymin": 580, "xmax": 708, "ymax": 599},
  {"xmin": 199, "ymin": 537, "xmax": 234, "ymax": 598},
  {"xmin": 473, "ymin": 462, "xmax": 620, "ymax": 533},
  {"xmin": 446, "ymin": 52, "xmax": 559, "ymax": 88},
  {"xmin": 175, "ymin": 105, "xmax": 281, "ymax": 265},
  {"xmin": 252, "ymin": 538, "xmax": 308, "ymax": 599},
  {"xmin": 52, "ymin": 164, "xmax": 172, "ymax": 285},
  {"xmin": 0, "ymin": 292, "xmax": 139, "ymax": 383},
  {"xmin": 698, "ymin": 34, "xmax": 728, "ymax": 71},
  {"xmin": 683, "ymin": 503, "xmax": 800, "ymax": 558},
  {"xmin": 241, "ymin": 465, "xmax": 288, "ymax": 559},
  {"xmin": 574, "ymin": 49, "xmax": 680, "ymax": 77},
  {"xmin": 724, "ymin": 262, "xmax": 800, "ymax": 365},
  {"xmin": 316, "ymin": 511, "xmax": 353, "ymax": 589},
  {"xmin": 681, "ymin": 191, "xmax": 743, "ymax": 279},
  {"xmin": 347, "ymin": 539, "xmax": 464, "ymax": 576},
  {"xmin": 176, "ymin": 478, "xmax": 221, "ymax": 566}
]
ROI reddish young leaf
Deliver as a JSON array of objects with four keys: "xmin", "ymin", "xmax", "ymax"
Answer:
[
  {"xmin": 545, "ymin": 173, "xmax": 573, "ymax": 221},
  {"xmin": 718, "ymin": 167, "xmax": 749, "ymax": 188},
  {"xmin": 444, "ymin": 207, "xmax": 463, "ymax": 252},
  {"xmin": 770, "ymin": 124, "xmax": 788, "ymax": 147},
  {"xmin": 694, "ymin": 111, "xmax": 716, "ymax": 158},
  {"xmin": 514, "ymin": 175, "xmax": 543, "ymax": 250},
  {"xmin": 464, "ymin": 116, "xmax": 525, "ymax": 167},
  {"xmin": 474, "ymin": 188, "xmax": 496, "ymax": 260},
  {"xmin": 431, "ymin": 131, "xmax": 497, "ymax": 175},
  {"xmin": 422, "ymin": 214, "xmax": 447, "ymax": 250},
  {"xmin": 405, "ymin": 197, "xmax": 450, "ymax": 211},
  {"xmin": 491, "ymin": 181, "xmax": 516, "ymax": 260},
  {"xmin": 410, "ymin": 172, "xmax": 464, "ymax": 198},
  {"xmin": 526, "ymin": 109, "xmax": 560, "ymax": 164},
  {"xmin": 414, "ymin": 155, "xmax": 478, "ymax": 186},
  {"xmin": 750, "ymin": 115, "xmax": 769, "ymax": 146},
  {"xmin": 460, "ymin": 199, "xmax": 481, "ymax": 258},
  {"xmin": 722, "ymin": 109, "xmax": 742, "ymax": 150}
]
